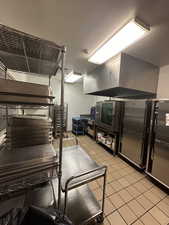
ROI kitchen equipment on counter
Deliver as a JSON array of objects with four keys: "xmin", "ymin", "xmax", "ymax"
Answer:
[
  {"xmin": 95, "ymin": 100, "xmax": 123, "ymax": 133},
  {"xmin": 95, "ymin": 100, "xmax": 123, "ymax": 154}
]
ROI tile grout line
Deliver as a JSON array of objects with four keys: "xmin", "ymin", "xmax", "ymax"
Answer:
[
  {"xmin": 98, "ymin": 171, "xmax": 167, "ymax": 223},
  {"xmin": 156, "ymin": 202, "xmax": 169, "ymax": 219},
  {"xmin": 91, "ymin": 175, "xmax": 154, "ymax": 220},
  {"xmin": 103, "ymin": 181, "xmax": 152, "ymax": 219},
  {"xmin": 104, "ymin": 195, "xmax": 165, "ymax": 224},
  {"xmin": 130, "ymin": 194, "xmax": 166, "ymax": 225}
]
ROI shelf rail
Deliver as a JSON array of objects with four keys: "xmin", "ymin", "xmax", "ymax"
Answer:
[
  {"xmin": 63, "ymin": 165, "xmax": 107, "ymax": 217},
  {"xmin": 0, "ymin": 24, "xmax": 67, "ymax": 216},
  {"xmin": 58, "ymin": 46, "xmax": 66, "ymax": 211}
]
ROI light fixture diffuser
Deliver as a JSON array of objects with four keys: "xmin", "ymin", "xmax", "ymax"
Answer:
[
  {"xmin": 88, "ymin": 18, "xmax": 149, "ymax": 64},
  {"xmin": 64, "ymin": 71, "xmax": 82, "ymax": 83}
]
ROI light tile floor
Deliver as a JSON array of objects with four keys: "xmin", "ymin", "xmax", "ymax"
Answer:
[{"xmin": 54, "ymin": 135, "xmax": 169, "ymax": 225}]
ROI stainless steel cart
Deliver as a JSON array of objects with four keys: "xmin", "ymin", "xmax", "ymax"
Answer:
[{"xmin": 57, "ymin": 145, "xmax": 107, "ymax": 225}]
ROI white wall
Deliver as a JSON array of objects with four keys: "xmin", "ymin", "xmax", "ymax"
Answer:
[
  {"xmin": 65, "ymin": 82, "xmax": 96, "ymax": 130},
  {"xmin": 157, "ymin": 64, "xmax": 169, "ymax": 98},
  {"xmin": 50, "ymin": 77, "xmax": 96, "ymax": 130}
]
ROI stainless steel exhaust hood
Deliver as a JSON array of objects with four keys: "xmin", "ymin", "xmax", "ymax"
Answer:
[{"xmin": 84, "ymin": 53, "xmax": 159, "ymax": 99}]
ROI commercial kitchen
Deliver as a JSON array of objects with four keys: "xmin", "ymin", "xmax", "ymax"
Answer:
[{"xmin": 0, "ymin": 1, "xmax": 169, "ymax": 225}]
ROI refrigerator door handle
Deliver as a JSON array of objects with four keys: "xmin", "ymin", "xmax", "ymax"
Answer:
[
  {"xmin": 151, "ymin": 110, "xmax": 158, "ymax": 161},
  {"xmin": 150, "ymin": 133, "xmax": 155, "ymax": 160},
  {"xmin": 140, "ymin": 130, "xmax": 148, "ymax": 163}
]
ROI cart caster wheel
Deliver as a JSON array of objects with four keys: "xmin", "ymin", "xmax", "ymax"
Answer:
[{"xmin": 96, "ymin": 214, "xmax": 104, "ymax": 223}]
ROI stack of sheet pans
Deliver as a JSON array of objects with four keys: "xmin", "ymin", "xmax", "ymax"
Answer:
[
  {"xmin": 0, "ymin": 144, "xmax": 58, "ymax": 197},
  {"xmin": 6, "ymin": 116, "xmax": 53, "ymax": 149},
  {"xmin": 0, "ymin": 78, "xmax": 54, "ymax": 105},
  {"xmin": 54, "ymin": 104, "xmax": 68, "ymax": 137}
]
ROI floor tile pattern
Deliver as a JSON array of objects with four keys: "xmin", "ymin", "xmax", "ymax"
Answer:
[{"xmin": 54, "ymin": 135, "xmax": 169, "ymax": 225}]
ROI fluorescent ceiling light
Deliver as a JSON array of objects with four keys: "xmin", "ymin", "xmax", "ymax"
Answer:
[
  {"xmin": 64, "ymin": 71, "xmax": 82, "ymax": 83},
  {"xmin": 88, "ymin": 18, "xmax": 150, "ymax": 64}
]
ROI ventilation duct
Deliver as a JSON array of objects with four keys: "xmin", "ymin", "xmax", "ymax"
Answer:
[{"xmin": 84, "ymin": 53, "xmax": 159, "ymax": 99}]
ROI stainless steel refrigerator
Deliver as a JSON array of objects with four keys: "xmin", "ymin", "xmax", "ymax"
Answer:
[
  {"xmin": 119, "ymin": 100, "xmax": 152, "ymax": 168},
  {"xmin": 147, "ymin": 100, "xmax": 169, "ymax": 188}
]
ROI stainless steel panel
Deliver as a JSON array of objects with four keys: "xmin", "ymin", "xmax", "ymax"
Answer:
[
  {"xmin": 8, "ymin": 116, "xmax": 52, "ymax": 129},
  {"xmin": 6, "ymin": 116, "xmax": 52, "ymax": 148},
  {"xmin": 120, "ymin": 53, "xmax": 158, "ymax": 94},
  {"xmin": 150, "ymin": 101, "xmax": 169, "ymax": 187},
  {"xmin": 0, "ymin": 78, "xmax": 52, "ymax": 97},
  {"xmin": 84, "ymin": 53, "xmax": 159, "ymax": 98},
  {"xmin": 60, "ymin": 185, "xmax": 101, "ymax": 225},
  {"xmin": 155, "ymin": 102, "xmax": 169, "ymax": 141},
  {"xmin": 84, "ymin": 55, "xmax": 121, "ymax": 93},
  {"xmin": 6, "ymin": 137, "xmax": 51, "ymax": 148},
  {"xmin": 26, "ymin": 183, "xmax": 54, "ymax": 208},
  {"xmin": 0, "ymin": 144, "xmax": 57, "ymax": 196},
  {"xmin": 0, "ymin": 94, "xmax": 53, "ymax": 105},
  {"xmin": 61, "ymin": 146, "xmax": 105, "ymax": 191},
  {"xmin": 152, "ymin": 139, "xmax": 169, "ymax": 186},
  {"xmin": 0, "ymin": 144, "xmax": 56, "ymax": 169},
  {"xmin": 7, "ymin": 128, "xmax": 52, "ymax": 136},
  {"xmin": 123, "ymin": 103, "xmax": 145, "ymax": 133},
  {"xmin": 122, "ymin": 131, "xmax": 144, "ymax": 165},
  {"xmin": 121, "ymin": 101, "xmax": 146, "ymax": 166}
]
